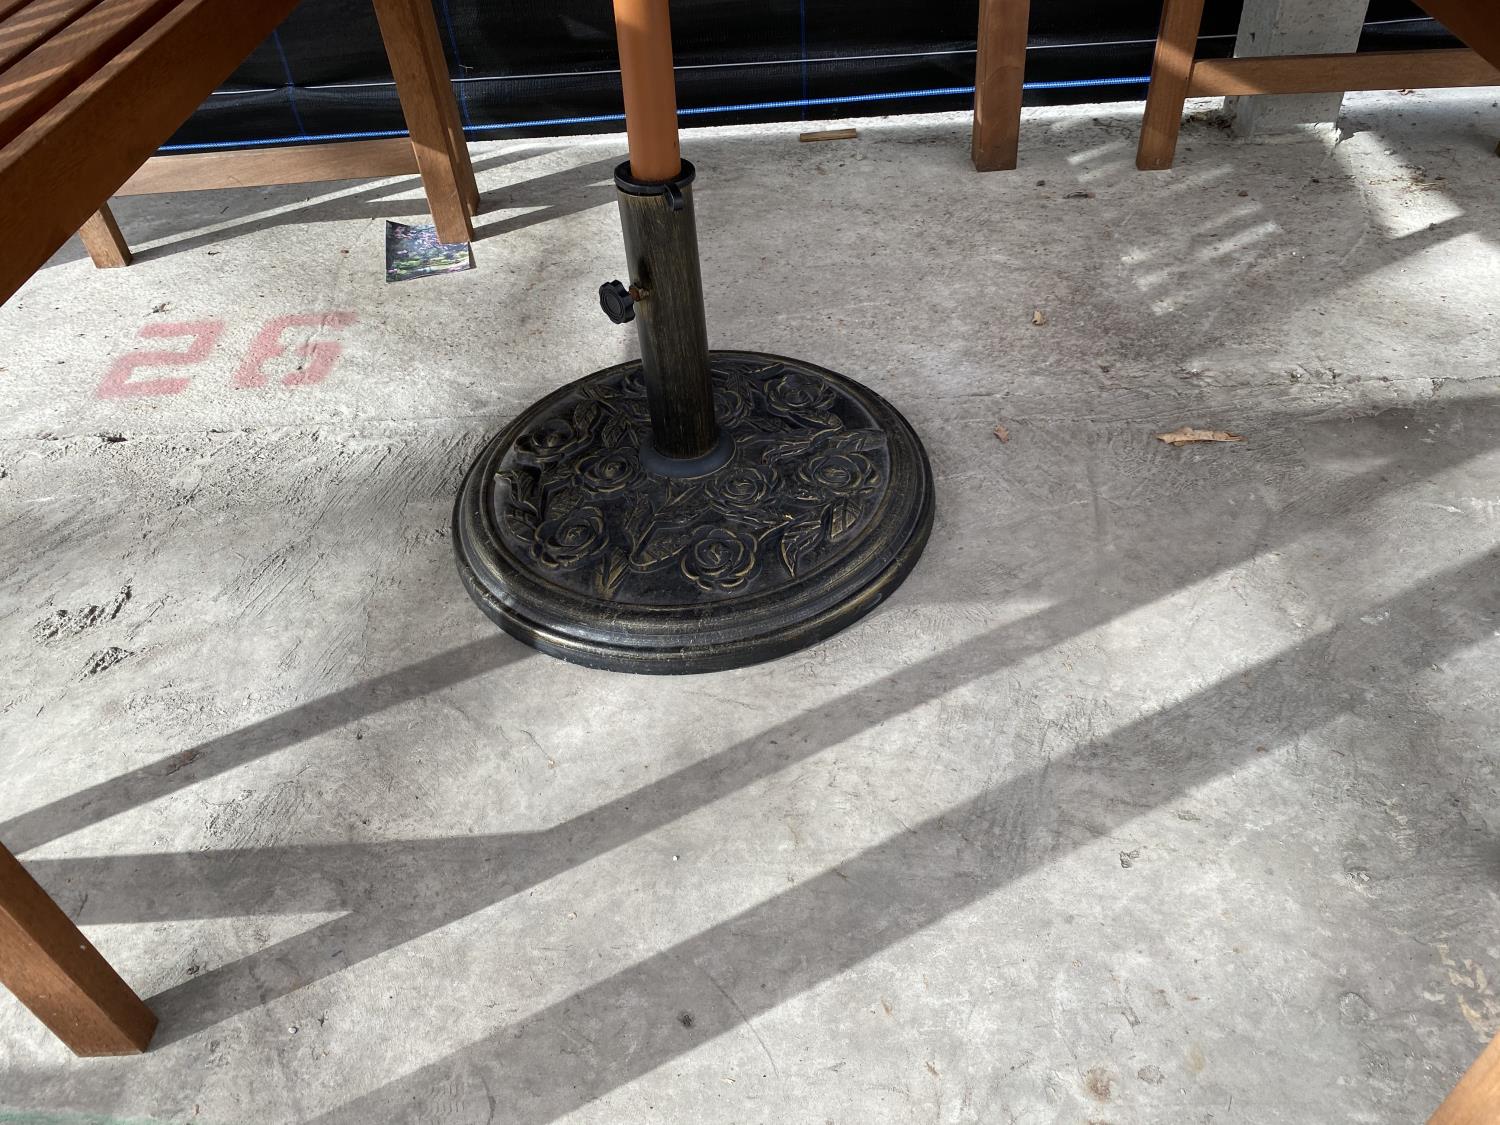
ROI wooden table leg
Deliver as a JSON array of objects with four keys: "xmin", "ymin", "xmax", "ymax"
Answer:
[
  {"xmin": 1137, "ymin": 0, "xmax": 1207, "ymax": 170},
  {"xmin": 1430, "ymin": 1031, "xmax": 1500, "ymax": 1124},
  {"xmin": 78, "ymin": 204, "xmax": 132, "ymax": 268},
  {"xmin": 372, "ymin": 0, "xmax": 478, "ymax": 243},
  {"xmin": 971, "ymin": 0, "xmax": 1030, "ymax": 171},
  {"xmin": 0, "ymin": 843, "xmax": 156, "ymax": 1056},
  {"xmin": 408, "ymin": 0, "xmax": 478, "ymax": 216}
]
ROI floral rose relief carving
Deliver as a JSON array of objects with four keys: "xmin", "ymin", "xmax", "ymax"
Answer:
[
  {"xmin": 532, "ymin": 506, "xmax": 606, "ymax": 569},
  {"xmin": 680, "ymin": 526, "xmax": 758, "ymax": 593},
  {"xmin": 493, "ymin": 360, "xmax": 890, "ymax": 603}
]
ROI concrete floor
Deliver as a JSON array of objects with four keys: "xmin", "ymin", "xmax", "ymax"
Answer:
[{"xmin": 1, "ymin": 90, "xmax": 1498, "ymax": 1123}]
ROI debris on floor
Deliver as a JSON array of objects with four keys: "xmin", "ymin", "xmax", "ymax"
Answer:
[
  {"xmin": 799, "ymin": 128, "xmax": 858, "ymax": 143},
  {"xmin": 1154, "ymin": 426, "xmax": 1246, "ymax": 446}
]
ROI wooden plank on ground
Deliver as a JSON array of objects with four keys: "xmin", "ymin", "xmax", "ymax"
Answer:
[
  {"xmin": 1188, "ymin": 48, "xmax": 1500, "ymax": 96},
  {"xmin": 0, "ymin": 843, "xmax": 156, "ymax": 1055}
]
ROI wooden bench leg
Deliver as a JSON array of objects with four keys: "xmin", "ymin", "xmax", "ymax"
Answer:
[
  {"xmin": 1137, "ymin": 0, "xmax": 1207, "ymax": 170},
  {"xmin": 971, "ymin": 0, "xmax": 1030, "ymax": 171},
  {"xmin": 78, "ymin": 204, "xmax": 132, "ymax": 268},
  {"xmin": 0, "ymin": 843, "xmax": 156, "ymax": 1056},
  {"xmin": 372, "ymin": 0, "xmax": 478, "ymax": 244},
  {"xmin": 1413, "ymin": 1, "xmax": 1500, "ymax": 71},
  {"xmin": 414, "ymin": 0, "xmax": 478, "ymax": 217},
  {"xmin": 1430, "ymin": 1030, "xmax": 1500, "ymax": 1124}
]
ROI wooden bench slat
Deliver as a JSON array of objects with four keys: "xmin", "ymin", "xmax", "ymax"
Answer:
[
  {"xmin": 0, "ymin": 0, "xmax": 105, "ymax": 75},
  {"xmin": 0, "ymin": 0, "xmax": 186, "ymax": 149},
  {"xmin": 0, "ymin": 0, "xmax": 301, "ymax": 303},
  {"xmin": 0, "ymin": 0, "xmax": 44, "ymax": 28}
]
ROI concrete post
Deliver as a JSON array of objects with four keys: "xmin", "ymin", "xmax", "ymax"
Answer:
[{"xmin": 1226, "ymin": 0, "xmax": 1369, "ymax": 138}]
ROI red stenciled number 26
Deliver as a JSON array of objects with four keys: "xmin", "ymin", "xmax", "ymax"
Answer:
[
  {"xmin": 96, "ymin": 313, "xmax": 357, "ymax": 398},
  {"xmin": 96, "ymin": 320, "xmax": 225, "ymax": 399},
  {"xmin": 233, "ymin": 312, "xmax": 359, "ymax": 389}
]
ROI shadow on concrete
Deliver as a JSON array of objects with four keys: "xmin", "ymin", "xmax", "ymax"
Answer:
[
  {"xmin": 302, "ymin": 540, "xmax": 1500, "ymax": 1124},
  {"xmin": 0, "ymin": 636, "xmax": 529, "ymax": 854},
  {"xmin": 40, "ymin": 148, "xmax": 619, "ymax": 270},
  {"xmin": 38, "ymin": 94, "xmax": 1497, "ymax": 296},
  {"xmin": 13, "ymin": 395, "xmax": 1500, "ymax": 1089},
  {"xmin": 130, "ymin": 152, "xmax": 619, "ymax": 264},
  {"xmin": 5, "ymin": 96, "xmax": 1499, "ymax": 1117}
]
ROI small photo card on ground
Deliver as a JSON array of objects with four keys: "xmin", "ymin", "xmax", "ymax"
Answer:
[{"xmin": 385, "ymin": 221, "xmax": 473, "ymax": 283}]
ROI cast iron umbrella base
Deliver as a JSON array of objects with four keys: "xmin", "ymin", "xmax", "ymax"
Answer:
[{"xmin": 454, "ymin": 350, "xmax": 933, "ymax": 673}]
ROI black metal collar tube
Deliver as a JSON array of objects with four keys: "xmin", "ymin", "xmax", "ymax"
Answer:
[{"xmin": 612, "ymin": 159, "xmax": 731, "ymax": 476}]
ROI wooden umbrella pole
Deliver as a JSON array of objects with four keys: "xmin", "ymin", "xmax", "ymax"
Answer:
[
  {"xmin": 613, "ymin": 0, "xmax": 682, "ymax": 183},
  {"xmin": 604, "ymin": 0, "xmax": 720, "ymax": 465}
]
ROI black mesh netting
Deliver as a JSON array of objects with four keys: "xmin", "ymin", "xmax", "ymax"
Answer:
[{"xmin": 165, "ymin": 0, "xmax": 1460, "ymax": 151}]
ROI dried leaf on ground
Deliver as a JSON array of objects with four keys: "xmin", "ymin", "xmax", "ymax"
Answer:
[
  {"xmin": 993, "ymin": 423, "xmax": 1010, "ymax": 443},
  {"xmin": 1031, "ymin": 309, "xmax": 1047, "ymax": 326},
  {"xmin": 1155, "ymin": 427, "xmax": 1245, "ymax": 446}
]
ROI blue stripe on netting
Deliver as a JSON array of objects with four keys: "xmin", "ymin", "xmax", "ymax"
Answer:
[{"xmin": 158, "ymin": 75, "xmax": 1150, "ymax": 153}]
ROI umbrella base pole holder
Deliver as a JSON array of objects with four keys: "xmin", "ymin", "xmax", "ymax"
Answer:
[{"xmin": 453, "ymin": 350, "xmax": 934, "ymax": 673}]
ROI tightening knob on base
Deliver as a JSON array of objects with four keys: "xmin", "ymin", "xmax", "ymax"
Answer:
[{"xmin": 599, "ymin": 280, "xmax": 639, "ymax": 324}]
